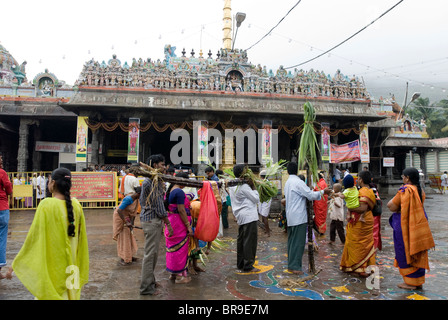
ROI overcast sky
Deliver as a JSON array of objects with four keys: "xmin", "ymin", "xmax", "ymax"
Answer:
[{"xmin": 2, "ymin": 0, "xmax": 447, "ymax": 104}]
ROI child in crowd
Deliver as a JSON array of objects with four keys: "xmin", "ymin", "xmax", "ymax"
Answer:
[
  {"xmin": 328, "ymin": 183, "xmax": 345, "ymax": 244},
  {"xmin": 334, "ymin": 174, "xmax": 360, "ymax": 222}
]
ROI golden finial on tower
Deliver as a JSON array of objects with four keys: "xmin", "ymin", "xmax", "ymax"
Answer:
[{"xmin": 223, "ymin": 0, "xmax": 232, "ymax": 50}]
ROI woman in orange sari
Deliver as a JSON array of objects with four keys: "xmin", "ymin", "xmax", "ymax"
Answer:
[
  {"xmin": 340, "ymin": 170, "xmax": 376, "ymax": 277},
  {"xmin": 313, "ymin": 172, "xmax": 328, "ymax": 236},
  {"xmin": 387, "ymin": 167, "xmax": 435, "ymax": 290}
]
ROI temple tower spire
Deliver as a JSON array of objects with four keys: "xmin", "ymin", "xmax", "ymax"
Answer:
[{"xmin": 223, "ymin": 0, "xmax": 232, "ymax": 50}]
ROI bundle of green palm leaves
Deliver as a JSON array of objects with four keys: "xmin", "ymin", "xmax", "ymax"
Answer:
[
  {"xmin": 222, "ymin": 159, "xmax": 287, "ymax": 203},
  {"xmin": 298, "ymin": 101, "xmax": 320, "ymax": 184}
]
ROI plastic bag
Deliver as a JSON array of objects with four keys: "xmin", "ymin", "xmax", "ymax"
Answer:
[{"xmin": 194, "ymin": 181, "xmax": 219, "ymax": 242}]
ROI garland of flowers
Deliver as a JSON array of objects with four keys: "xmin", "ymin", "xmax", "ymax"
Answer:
[{"xmin": 85, "ymin": 119, "xmax": 361, "ymax": 135}]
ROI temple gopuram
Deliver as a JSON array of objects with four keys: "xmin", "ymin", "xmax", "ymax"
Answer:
[{"xmin": 61, "ymin": 45, "xmax": 380, "ymax": 174}]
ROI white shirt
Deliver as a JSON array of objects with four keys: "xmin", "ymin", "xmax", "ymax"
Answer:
[
  {"xmin": 441, "ymin": 173, "xmax": 448, "ymax": 186},
  {"xmin": 218, "ymin": 178, "xmax": 228, "ymax": 203},
  {"xmin": 228, "ymin": 184, "xmax": 259, "ymax": 226},
  {"xmin": 123, "ymin": 174, "xmax": 140, "ymax": 196},
  {"xmin": 329, "ymin": 197, "xmax": 345, "ymax": 221},
  {"xmin": 13, "ymin": 178, "xmax": 22, "ymax": 200},
  {"xmin": 258, "ymin": 199, "xmax": 272, "ymax": 218},
  {"xmin": 284, "ymin": 175, "xmax": 322, "ymax": 227},
  {"xmin": 32, "ymin": 177, "xmax": 37, "ymax": 189},
  {"xmin": 36, "ymin": 175, "xmax": 46, "ymax": 199},
  {"xmin": 334, "ymin": 169, "xmax": 341, "ymax": 180}
]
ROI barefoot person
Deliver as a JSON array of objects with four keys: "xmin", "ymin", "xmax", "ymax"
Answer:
[
  {"xmin": 164, "ymin": 172, "xmax": 194, "ymax": 284},
  {"xmin": 257, "ymin": 170, "xmax": 272, "ymax": 237},
  {"xmin": 139, "ymin": 154, "xmax": 173, "ymax": 296},
  {"xmin": 227, "ymin": 164, "xmax": 260, "ymax": 273},
  {"xmin": 339, "ymin": 170, "xmax": 376, "ymax": 277},
  {"xmin": 284, "ymin": 162, "xmax": 332, "ymax": 275},
  {"xmin": 387, "ymin": 167, "xmax": 435, "ymax": 290},
  {"xmin": 8, "ymin": 168, "xmax": 89, "ymax": 299},
  {"xmin": 113, "ymin": 187, "xmax": 141, "ymax": 266}
]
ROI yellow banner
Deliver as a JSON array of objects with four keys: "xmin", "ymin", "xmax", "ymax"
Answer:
[
  {"xmin": 76, "ymin": 116, "xmax": 89, "ymax": 162},
  {"xmin": 13, "ymin": 184, "xmax": 33, "ymax": 198}
]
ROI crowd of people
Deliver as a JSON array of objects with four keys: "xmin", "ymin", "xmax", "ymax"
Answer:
[
  {"xmin": 0, "ymin": 150, "xmax": 436, "ymax": 298},
  {"xmin": 281, "ymin": 163, "xmax": 434, "ymax": 290}
]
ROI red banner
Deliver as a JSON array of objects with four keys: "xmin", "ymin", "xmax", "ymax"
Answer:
[
  {"xmin": 330, "ymin": 140, "xmax": 361, "ymax": 164},
  {"xmin": 71, "ymin": 172, "xmax": 117, "ymax": 201}
]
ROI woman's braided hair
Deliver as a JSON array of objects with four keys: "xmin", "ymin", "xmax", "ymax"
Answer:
[{"xmin": 51, "ymin": 168, "xmax": 75, "ymax": 237}]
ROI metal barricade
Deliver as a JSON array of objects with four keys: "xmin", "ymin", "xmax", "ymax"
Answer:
[
  {"xmin": 7, "ymin": 171, "xmax": 119, "ymax": 210},
  {"xmin": 6, "ymin": 171, "xmax": 51, "ymax": 211},
  {"xmin": 6, "ymin": 171, "xmax": 207, "ymax": 211}
]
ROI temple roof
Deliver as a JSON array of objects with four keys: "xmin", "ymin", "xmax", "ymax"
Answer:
[
  {"xmin": 0, "ymin": 42, "xmax": 27, "ymax": 85},
  {"xmin": 75, "ymin": 45, "xmax": 371, "ymax": 101},
  {"xmin": 0, "ymin": 43, "xmax": 19, "ymax": 70}
]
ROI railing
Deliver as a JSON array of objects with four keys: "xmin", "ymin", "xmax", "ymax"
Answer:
[
  {"xmin": 7, "ymin": 171, "xmax": 51, "ymax": 211},
  {"xmin": 6, "ymin": 171, "xmax": 119, "ymax": 211}
]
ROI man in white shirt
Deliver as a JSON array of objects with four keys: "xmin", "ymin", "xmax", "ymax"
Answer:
[
  {"xmin": 122, "ymin": 166, "xmax": 140, "ymax": 196},
  {"xmin": 440, "ymin": 171, "xmax": 447, "ymax": 194},
  {"xmin": 36, "ymin": 172, "xmax": 46, "ymax": 204},
  {"xmin": 13, "ymin": 174, "xmax": 23, "ymax": 208},
  {"xmin": 334, "ymin": 166, "xmax": 342, "ymax": 183},
  {"xmin": 257, "ymin": 170, "xmax": 272, "ymax": 237},
  {"xmin": 284, "ymin": 162, "xmax": 332, "ymax": 275},
  {"xmin": 227, "ymin": 164, "xmax": 260, "ymax": 273}
]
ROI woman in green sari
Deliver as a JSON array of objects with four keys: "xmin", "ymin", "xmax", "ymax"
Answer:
[{"xmin": 7, "ymin": 168, "xmax": 89, "ymax": 300}]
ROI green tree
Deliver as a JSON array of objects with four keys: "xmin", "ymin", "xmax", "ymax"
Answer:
[
  {"xmin": 439, "ymin": 99, "xmax": 448, "ymax": 135},
  {"xmin": 406, "ymin": 97, "xmax": 448, "ymax": 138}
]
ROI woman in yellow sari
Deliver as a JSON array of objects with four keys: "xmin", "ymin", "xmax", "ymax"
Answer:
[
  {"xmin": 7, "ymin": 168, "xmax": 89, "ymax": 300},
  {"xmin": 340, "ymin": 170, "xmax": 376, "ymax": 277},
  {"xmin": 387, "ymin": 167, "xmax": 435, "ymax": 290}
]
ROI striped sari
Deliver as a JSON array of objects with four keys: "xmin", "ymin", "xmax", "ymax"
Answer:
[
  {"xmin": 164, "ymin": 189, "xmax": 192, "ymax": 274},
  {"xmin": 340, "ymin": 187, "xmax": 376, "ymax": 274},
  {"xmin": 389, "ymin": 184, "xmax": 435, "ymax": 287}
]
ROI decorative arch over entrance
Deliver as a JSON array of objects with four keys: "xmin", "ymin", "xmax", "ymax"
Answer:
[{"xmin": 225, "ymin": 70, "xmax": 244, "ymax": 92}]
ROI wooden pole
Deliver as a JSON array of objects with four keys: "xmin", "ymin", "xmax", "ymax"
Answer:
[
  {"xmin": 135, "ymin": 167, "xmax": 246, "ymax": 189},
  {"xmin": 305, "ymin": 163, "xmax": 316, "ymax": 274}
]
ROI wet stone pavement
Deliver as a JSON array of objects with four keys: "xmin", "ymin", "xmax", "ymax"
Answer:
[{"xmin": 1, "ymin": 193, "xmax": 447, "ymax": 301}]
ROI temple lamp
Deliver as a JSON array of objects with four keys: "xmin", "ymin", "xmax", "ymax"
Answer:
[{"xmin": 232, "ymin": 12, "xmax": 246, "ymax": 51}]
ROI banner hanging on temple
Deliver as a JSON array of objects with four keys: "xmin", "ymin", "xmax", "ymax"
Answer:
[
  {"xmin": 321, "ymin": 122, "xmax": 330, "ymax": 162},
  {"xmin": 127, "ymin": 118, "xmax": 140, "ymax": 163},
  {"xmin": 197, "ymin": 121, "xmax": 208, "ymax": 163},
  {"xmin": 329, "ymin": 140, "xmax": 361, "ymax": 164},
  {"xmin": 76, "ymin": 116, "xmax": 89, "ymax": 163},
  {"xmin": 359, "ymin": 124, "xmax": 370, "ymax": 163}
]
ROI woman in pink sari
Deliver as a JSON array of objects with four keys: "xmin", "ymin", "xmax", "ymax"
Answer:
[{"xmin": 164, "ymin": 172, "xmax": 193, "ymax": 284}]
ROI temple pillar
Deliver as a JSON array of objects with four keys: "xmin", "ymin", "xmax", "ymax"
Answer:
[
  {"xmin": 99, "ymin": 128, "xmax": 106, "ymax": 165},
  {"xmin": 91, "ymin": 129, "xmax": 100, "ymax": 166},
  {"xmin": 17, "ymin": 117, "xmax": 37, "ymax": 172},
  {"xmin": 31, "ymin": 122, "xmax": 42, "ymax": 171},
  {"xmin": 417, "ymin": 148, "xmax": 427, "ymax": 178},
  {"xmin": 434, "ymin": 150, "xmax": 440, "ymax": 173}
]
